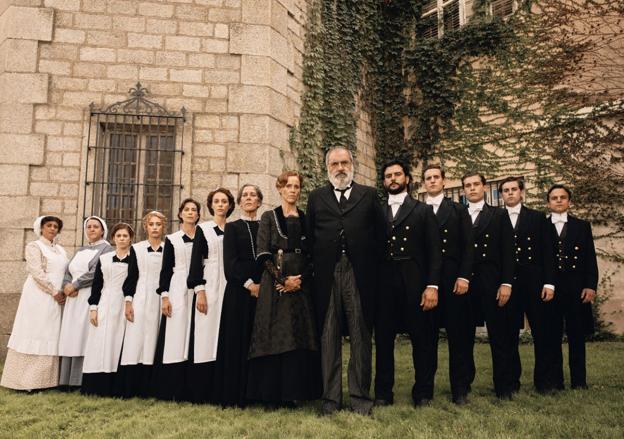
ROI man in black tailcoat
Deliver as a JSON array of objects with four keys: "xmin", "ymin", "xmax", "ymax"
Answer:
[
  {"xmin": 547, "ymin": 184, "xmax": 598, "ymax": 390},
  {"xmin": 306, "ymin": 147, "xmax": 386, "ymax": 416},
  {"xmin": 462, "ymin": 172, "xmax": 516, "ymax": 400},
  {"xmin": 422, "ymin": 164, "xmax": 475, "ymax": 405},
  {"xmin": 499, "ymin": 176, "xmax": 558, "ymax": 394},
  {"xmin": 373, "ymin": 160, "xmax": 442, "ymax": 407}
]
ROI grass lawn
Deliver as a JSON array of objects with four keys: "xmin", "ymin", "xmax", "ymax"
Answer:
[{"xmin": 1, "ymin": 340, "xmax": 623, "ymax": 438}]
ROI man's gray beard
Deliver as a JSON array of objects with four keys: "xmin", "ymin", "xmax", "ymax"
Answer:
[{"xmin": 328, "ymin": 169, "xmax": 354, "ymax": 190}]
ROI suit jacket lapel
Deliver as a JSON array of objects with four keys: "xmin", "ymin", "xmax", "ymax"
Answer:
[
  {"xmin": 393, "ymin": 195, "xmax": 417, "ymax": 227},
  {"xmin": 564, "ymin": 216, "xmax": 580, "ymax": 252},
  {"xmin": 516, "ymin": 205, "xmax": 529, "ymax": 232},
  {"xmin": 436, "ymin": 198, "xmax": 452, "ymax": 226},
  {"xmin": 341, "ymin": 183, "xmax": 366, "ymax": 215},
  {"xmin": 475, "ymin": 203, "xmax": 494, "ymax": 236},
  {"xmin": 318, "ymin": 184, "xmax": 342, "ymax": 216}
]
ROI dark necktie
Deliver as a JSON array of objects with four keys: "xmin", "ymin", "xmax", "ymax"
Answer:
[{"xmin": 337, "ymin": 188, "xmax": 348, "ymax": 210}]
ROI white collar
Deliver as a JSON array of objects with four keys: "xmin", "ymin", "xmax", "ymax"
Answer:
[
  {"xmin": 468, "ymin": 200, "xmax": 485, "ymax": 211},
  {"xmin": 333, "ymin": 183, "xmax": 353, "ymax": 192},
  {"xmin": 425, "ymin": 193, "xmax": 444, "ymax": 205},
  {"xmin": 88, "ymin": 239, "xmax": 108, "ymax": 247},
  {"xmin": 240, "ymin": 214, "xmax": 259, "ymax": 222},
  {"xmin": 506, "ymin": 203, "xmax": 522, "ymax": 215},
  {"xmin": 551, "ymin": 211, "xmax": 568, "ymax": 223},
  {"xmin": 388, "ymin": 192, "xmax": 408, "ymax": 205}
]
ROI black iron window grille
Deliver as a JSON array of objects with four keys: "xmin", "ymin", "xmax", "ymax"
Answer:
[{"xmin": 83, "ymin": 83, "xmax": 186, "ymax": 242}]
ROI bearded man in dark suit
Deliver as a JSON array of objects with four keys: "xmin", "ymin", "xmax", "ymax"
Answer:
[
  {"xmin": 373, "ymin": 160, "xmax": 442, "ymax": 407},
  {"xmin": 306, "ymin": 147, "xmax": 386, "ymax": 416}
]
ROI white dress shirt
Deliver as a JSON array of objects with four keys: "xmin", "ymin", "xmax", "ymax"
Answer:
[
  {"xmin": 505, "ymin": 203, "xmax": 522, "ymax": 228},
  {"xmin": 551, "ymin": 212, "xmax": 568, "ymax": 236},
  {"xmin": 425, "ymin": 193, "xmax": 444, "ymax": 214},
  {"xmin": 333, "ymin": 184, "xmax": 353, "ymax": 202},
  {"xmin": 468, "ymin": 200, "xmax": 485, "ymax": 224},
  {"xmin": 387, "ymin": 192, "xmax": 408, "ymax": 217}
]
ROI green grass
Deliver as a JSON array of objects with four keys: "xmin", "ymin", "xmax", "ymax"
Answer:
[{"xmin": 1, "ymin": 341, "xmax": 623, "ymax": 438}]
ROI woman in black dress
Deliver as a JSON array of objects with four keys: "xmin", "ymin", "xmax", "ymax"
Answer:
[
  {"xmin": 246, "ymin": 171, "xmax": 321, "ymax": 406},
  {"xmin": 212, "ymin": 184, "xmax": 264, "ymax": 407}
]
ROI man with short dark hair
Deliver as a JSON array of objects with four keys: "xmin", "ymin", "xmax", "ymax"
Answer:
[
  {"xmin": 547, "ymin": 184, "xmax": 598, "ymax": 390},
  {"xmin": 462, "ymin": 172, "xmax": 516, "ymax": 400},
  {"xmin": 307, "ymin": 147, "xmax": 386, "ymax": 416},
  {"xmin": 499, "ymin": 176, "xmax": 558, "ymax": 394},
  {"xmin": 422, "ymin": 164, "xmax": 475, "ymax": 405},
  {"xmin": 374, "ymin": 160, "xmax": 442, "ymax": 407}
]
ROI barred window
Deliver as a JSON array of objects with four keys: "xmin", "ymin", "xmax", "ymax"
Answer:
[
  {"xmin": 84, "ymin": 83, "xmax": 186, "ymax": 242},
  {"xmin": 420, "ymin": 0, "xmax": 465, "ymax": 39}
]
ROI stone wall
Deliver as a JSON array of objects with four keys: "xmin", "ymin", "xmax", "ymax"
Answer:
[{"xmin": 0, "ymin": 0, "xmax": 379, "ymax": 358}]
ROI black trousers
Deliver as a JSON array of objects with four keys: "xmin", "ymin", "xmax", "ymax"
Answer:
[
  {"xmin": 472, "ymin": 273, "xmax": 516, "ymax": 397},
  {"xmin": 552, "ymin": 286, "xmax": 588, "ymax": 388},
  {"xmin": 374, "ymin": 262, "xmax": 438, "ymax": 402},
  {"xmin": 439, "ymin": 262, "xmax": 475, "ymax": 399},
  {"xmin": 321, "ymin": 255, "xmax": 373, "ymax": 412},
  {"xmin": 510, "ymin": 268, "xmax": 561, "ymax": 392}
]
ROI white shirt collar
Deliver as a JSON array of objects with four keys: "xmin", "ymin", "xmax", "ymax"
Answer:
[
  {"xmin": 89, "ymin": 239, "xmax": 108, "ymax": 247},
  {"xmin": 388, "ymin": 192, "xmax": 408, "ymax": 205},
  {"xmin": 551, "ymin": 212, "xmax": 568, "ymax": 223},
  {"xmin": 506, "ymin": 203, "xmax": 522, "ymax": 215},
  {"xmin": 425, "ymin": 193, "xmax": 444, "ymax": 206},
  {"xmin": 468, "ymin": 200, "xmax": 485, "ymax": 211}
]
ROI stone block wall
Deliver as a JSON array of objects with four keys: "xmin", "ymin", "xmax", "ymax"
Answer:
[{"xmin": 0, "ymin": 0, "xmax": 379, "ymax": 358}]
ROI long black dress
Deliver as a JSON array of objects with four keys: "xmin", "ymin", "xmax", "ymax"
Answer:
[
  {"xmin": 246, "ymin": 207, "xmax": 321, "ymax": 404},
  {"xmin": 212, "ymin": 218, "xmax": 262, "ymax": 406}
]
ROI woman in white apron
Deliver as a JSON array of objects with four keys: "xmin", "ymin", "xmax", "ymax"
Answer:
[
  {"xmin": 81, "ymin": 223, "xmax": 134, "ymax": 397},
  {"xmin": 1, "ymin": 216, "xmax": 68, "ymax": 391},
  {"xmin": 187, "ymin": 188, "xmax": 233, "ymax": 403},
  {"xmin": 151, "ymin": 198, "xmax": 200, "ymax": 401},
  {"xmin": 118, "ymin": 211, "xmax": 166, "ymax": 398},
  {"xmin": 58, "ymin": 216, "xmax": 112, "ymax": 388}
]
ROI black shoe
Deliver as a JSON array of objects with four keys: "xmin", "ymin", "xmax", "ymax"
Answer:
[
  {"xmin": 452, "ymin": 394, "xmax": 468, "ymax": 405},
  {"xmin": 497, "ymin": 392, "xmax": 513, "ymax": 401},
  {"xmin": 413, "ymin": 397, "xmax": 432, "ymax": 407},
  {"xmin": 374, "ymin": 398, "xmax": 393, "ymax": 407},
  {"xmin": 320, "ymin": 400, "xmax": 340, "ymax": 416}
]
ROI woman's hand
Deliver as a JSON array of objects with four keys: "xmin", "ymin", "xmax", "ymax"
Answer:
[
  {"xmin": 89, "ymin": 309, "xmax": 98, "ymax": 327},
  {"xmin": 125, "ymin": 301, "xmax": 134, "ymax": 322},
  {"xmin": 161, "ymin": 296, "xmax": 172, "ymax": 317},
  {"xmin": 196, "ymin": 290, "xmax": 208, "ymax": 314},
  {"xmin": 53, "ymin": 291, "xmax": 66, "ymax": 305},
  {"xmin": 248, "ymin": 283, "xmax": 260, "ymax": 298},
  {"xmin": 276, "ymin": 275, "xmax": 302, "ymax": 294},
  {"xmin": 63, "ymin": 283, "xmax": 78, "ymax": 297}
]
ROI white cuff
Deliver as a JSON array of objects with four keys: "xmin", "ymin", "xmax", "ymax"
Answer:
[
  {"xmin": 543, "ymin": 284, "xmax": 555, "ymax": 292},
  {"xmin": 501, "ymin": 283, "xmax": 512, "ymax": 288},
  {"xmin": 161, "ymin": 292, "xmax": 169, "ymax": 298},
  {"xmin": 426, "ymin": 285, "xmax": 438, "ymax": 290},
  {"xmin": 457, "ymin": 277, "xmax": 470, "ymax": 284},
  {"xmin": 124, "ymin": 296, "xmax": 133, "ymax": 303},
  {"xmin": 244, "ymin": 279, "xmax": 254, "ymax": 289},
  {"xmin": 194, "ymin": 285, "xmax": 206, "ymax": 293},
  {"xmin": 89, "ymin": 305, "xmax": 98, "ymax": 311}
]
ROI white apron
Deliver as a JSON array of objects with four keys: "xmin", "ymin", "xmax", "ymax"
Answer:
[
  {"xmin": 8, "ymin": 240, "xmax": 68, "ymax": 356},
  {"xmin": 121, "ymin": 241, "xmax": 163, "ymax": 366},
  {"xmin": 58, "ymin": 247, "xmax": 99, "ymax": 357},
  {"xmin": 194, "ymin": 222, "xmax": 227, "ymax": 363},
  {"xmin": 82, "ymin": 253, "xmax": 128, "ymax": 373},
  {"xmin": 162, "ymin": 231, "xmax": 194, "ymax": 364}
]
